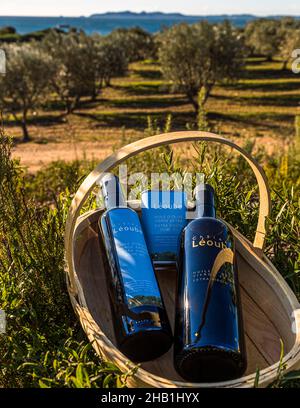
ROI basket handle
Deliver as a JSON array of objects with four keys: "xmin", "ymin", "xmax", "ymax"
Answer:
[{"xmin": 65, "ymin": 131, "xmax": 271, "ymax": 295}]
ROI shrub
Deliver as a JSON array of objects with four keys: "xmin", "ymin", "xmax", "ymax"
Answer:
[
  {"xmin": 0, "ymin": 133, "xmax": 123, "ymax": 387},
  {"xmin": 0, "ymin": 26, "xmax": 16, "ymax": 35}
]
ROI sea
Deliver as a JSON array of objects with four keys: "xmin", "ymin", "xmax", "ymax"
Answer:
[{"xmin": 0, "ymin": 15, "xmax": 271, "ymax": 35}]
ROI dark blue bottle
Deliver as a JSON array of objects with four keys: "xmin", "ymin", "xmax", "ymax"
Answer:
[
  {"xmin": 174, "ymin": 184, "xmax": 247, "ymax": 382},
  {"xmin": 99, "ymin": 174, "xmax": 173, "ymax": 362}
]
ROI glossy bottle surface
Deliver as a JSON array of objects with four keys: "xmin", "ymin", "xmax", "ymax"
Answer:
[
  {"xmin": 174, "ymin": 185, "xmax": 247, "ymax": 382},
  {"xmin": 99, "ymin": 175, "xmax": 173, "ymax": 362}
]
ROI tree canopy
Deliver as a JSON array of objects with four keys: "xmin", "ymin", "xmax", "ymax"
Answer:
[
  {"xmin": 158, "ymin": 21, "xmax": 245, "ymax": 112},
  {"xmin": 0, "ymin": 43, "xmax": 54, "ymax": 141}
]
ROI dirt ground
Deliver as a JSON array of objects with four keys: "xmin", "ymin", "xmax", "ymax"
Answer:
[
  {"xmin": 11, "ymin": 140, "xmax": 116, "ymax": 173},
  {"xmin": 11, "ymin": 134, "xmax": 287, "ymax": 173}
]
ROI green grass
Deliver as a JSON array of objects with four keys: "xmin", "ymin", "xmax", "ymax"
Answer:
[
  {"xmin": 0, "ymin": 33, "xmax": 22, "ymax": 42},
  {"xmin": 0, "ymin": 29, "xmax": 57, "ymax": 44}
]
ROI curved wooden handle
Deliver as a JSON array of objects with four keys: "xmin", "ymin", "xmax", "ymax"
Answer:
[{"xmin": 65, "ymin": 131, "xmax": 271, "ymax": 295}]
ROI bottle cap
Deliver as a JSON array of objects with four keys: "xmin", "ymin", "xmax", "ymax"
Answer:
[{"xmin": 100, "ymin": 173, "xmax": 126, "ymax": 209}]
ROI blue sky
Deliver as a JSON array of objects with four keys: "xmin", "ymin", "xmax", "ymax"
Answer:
[{"xmin": 0, "ymin": 0, "xmax": 299, "ymax": 17}]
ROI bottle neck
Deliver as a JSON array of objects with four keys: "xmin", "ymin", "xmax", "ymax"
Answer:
[
  {"xmin": 196, "ymin": 204, "xmax": 216, "ymax": 218},
  {"xmin": 101, "ymin": 174, "xmax": 127, "ymax": 210},
  {"xmin": 194, "ymin": 183, "xmax": 216, "ymax": 219}
]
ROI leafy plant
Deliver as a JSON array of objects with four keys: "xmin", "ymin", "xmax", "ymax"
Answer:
[{"xmin": 19, "ymin": 337, "xmax": 131, "ymax": 388}]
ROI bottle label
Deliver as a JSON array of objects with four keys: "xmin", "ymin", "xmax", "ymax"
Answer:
[
  {"xmin": 181, "ymin": 229, "xmax": 240, "ymax": 350},
  {"xmin": 141, "ymin": 190, "xmax": 188, "ymax": 262},
  {"xmin": 192, "ymin": 237, "xmax": 227, "ymax": 249},
  {"xmin": 192, "ymin": 268, "xmax": 234, "ymax": 286},
  {"xmin": 108, "ymin": 209, "xmax": 163, "ymax": 309},
  {"xmin": 190, "ymin": 234, "xmax": 236, "ymax": 292}
]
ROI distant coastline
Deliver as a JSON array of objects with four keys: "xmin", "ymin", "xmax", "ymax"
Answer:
[
  {"xmin": 90, "ymin": 11, "xmax": 188, "ymax": 18},
  {"xmin": 90, "ymin": 11, "xmax": 276, "ymax": 18}
]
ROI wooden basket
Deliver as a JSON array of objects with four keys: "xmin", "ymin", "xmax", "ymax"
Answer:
[{"xmin": 64, "ymin": 131, "xmax": 300, "ymax": 388}]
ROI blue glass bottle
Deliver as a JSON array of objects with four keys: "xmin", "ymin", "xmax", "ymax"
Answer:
[
  {"xmin": 174, "ymin": 184, "xmax": 247, "ymax": 382},
  {"xmin": 99, "ymin": 174, "xmax": 173, "ymax": 362}
]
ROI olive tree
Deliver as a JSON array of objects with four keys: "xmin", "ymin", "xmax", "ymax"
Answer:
[
  {"xmin": 93, "ymin": 34, "xmax": 128, "ymax": 88},
  {"xmin": 0, "ymin": 43, "xmax": 54, "ymax": 142},
  {"xmin": 244, "ymin": 19, "xmax": 281, "ymax": 61},
  {"xmin": 158, "ymin": 21, "xmax": 244, "ymax": 112},
  {"xmin": 107, "ymin": 27, "xmax": 156, "ymax": 62},
  {"xmin": 279, "ymin": 29, "xmax": 300, "ymax": 70},
  {"xmin": 43, "ymin": 31, "xmax": 98, "ymax": 113},
  {"xmin": 279, "ymin": 18, "xmax": 300, "ymax": 70},
  {"xmin": 0, "ymin": 26, "xmax": 16, "ymax": 35}
]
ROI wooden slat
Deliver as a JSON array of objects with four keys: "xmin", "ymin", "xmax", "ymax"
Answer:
[
  {"xmin": 240, "ymin": 287, "xmax": 281, "ymax": 364},
  {"xmin": 76, "ymin": 226, "xmax": 115, "ymax": 343},
  {"xmin": 237, "ymin": 253, "xmax": 295, "ymax": 353}
]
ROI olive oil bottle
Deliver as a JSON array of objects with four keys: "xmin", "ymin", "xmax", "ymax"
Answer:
[
  {"xmin": 174, "ymin": 184, "xmax": 247, "ymax": 382},
  {"xmin": 99, "ymin": 174, "xmax": 173, "ymax": 362}
]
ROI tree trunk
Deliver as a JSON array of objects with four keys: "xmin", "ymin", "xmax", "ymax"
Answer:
[
  {"xmin": 66, "ymin": 99, "xmax": 73, "ymax": 115},
  {"xmin": 74, "ymin": 95, "xmax": 81, "ymax": 111},
  {"xmin": 105, "ymin": 76, "xmax": 111, "ymax": 87},
  {"xmin": 97, "ymin": 82, "xmax": 103, "ymax": 97},
  {"xmin": 200, "ymin": 86, "xmax": 211, "ymax": 105},
  {"xmin": 21, "ymin": 112, "xmax": 30, "ymax": 143},
  {"xmin": 90, "ymin": 90, "xmax": 97, "ymax": 102},
  {"xmin": 186, "ymin": 85, "xmax": 212, "ymax": 115},
  {"xmin": 90, "ymin": 82, "xmax": 98, "ymax": 102},
  {"xmin": 187, "ymin": 93, "xmax": 199, "ymax": 114},
  {"xmin": 282, "ymin": 60, "xmax": 288, "ymax": 71}
]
